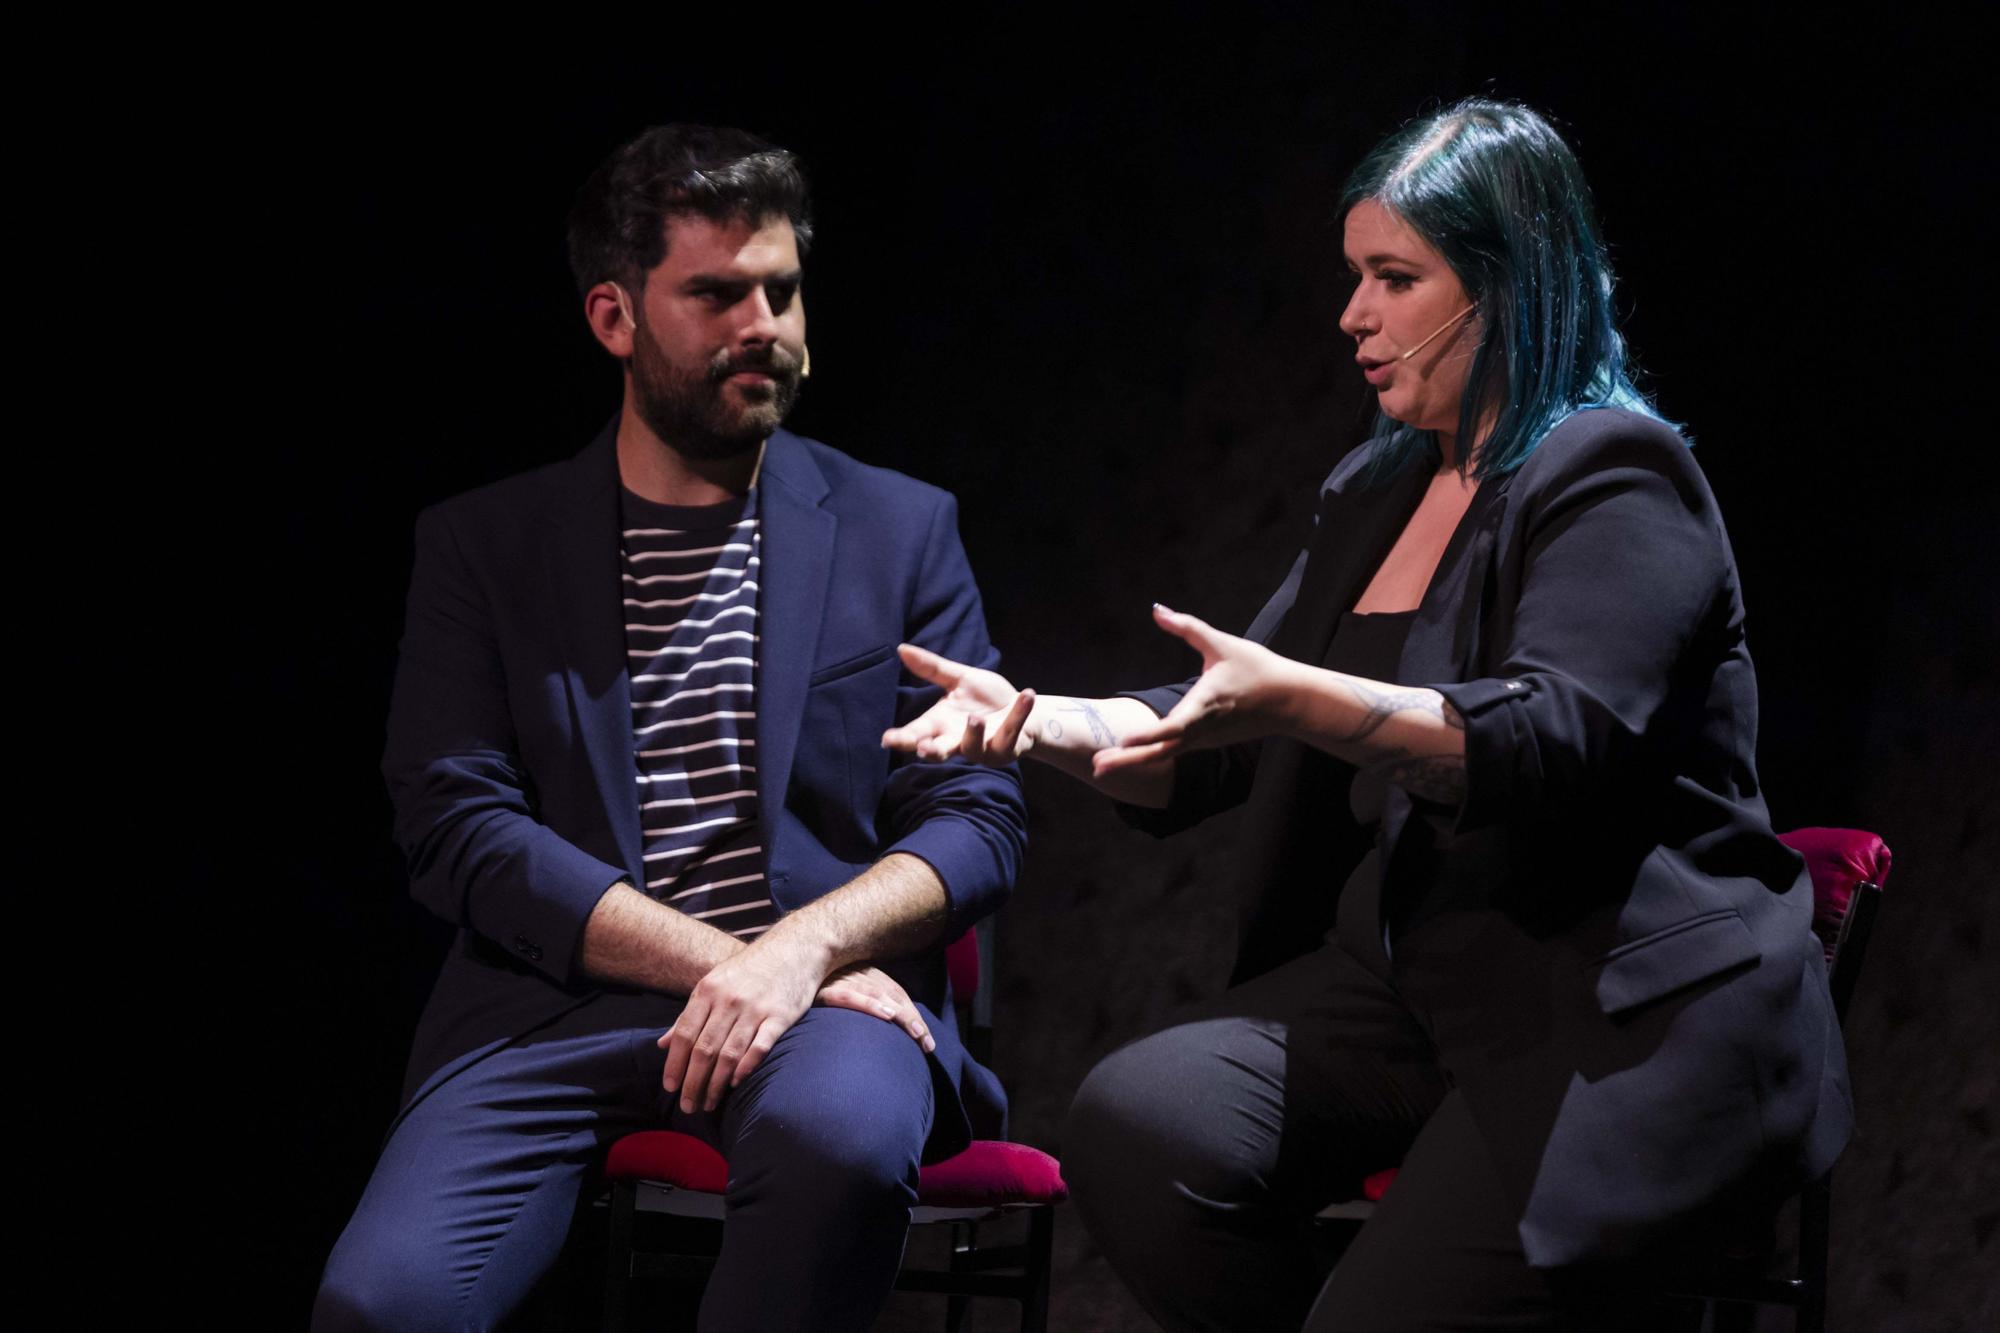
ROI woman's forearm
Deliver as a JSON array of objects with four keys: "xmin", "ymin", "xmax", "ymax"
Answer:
[
  {"xmin": 1021, "ymin": 694, "xmax": 1177, "ymax": 807},
  {"xmin": 1276, "ymin": 665, "xmax": 1468, "ymax": 804}
]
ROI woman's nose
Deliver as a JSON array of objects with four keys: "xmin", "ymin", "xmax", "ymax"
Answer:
[{"xmin": 1338, "ymin": 286, "xmax": 1370, "ymax": 340}]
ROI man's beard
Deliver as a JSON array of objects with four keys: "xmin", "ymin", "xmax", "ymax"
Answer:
[{"xmin": 629, "ymin": 318, "xmax": 802, "ymax": 462}]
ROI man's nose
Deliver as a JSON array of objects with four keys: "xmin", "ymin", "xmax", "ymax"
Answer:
[{"xmin": 738, "ymin": 288, "xmax": 784, "ymax": 342}]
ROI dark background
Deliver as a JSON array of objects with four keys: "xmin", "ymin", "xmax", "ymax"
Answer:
[{"xmin": 194, "ymin": 7, "xmax": 1993, "ymax": 1328}]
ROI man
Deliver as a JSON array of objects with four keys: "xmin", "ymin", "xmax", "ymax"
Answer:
[{"xmin": 314, "ymin": 124, "xmax": 1025, "ymax": 1332}]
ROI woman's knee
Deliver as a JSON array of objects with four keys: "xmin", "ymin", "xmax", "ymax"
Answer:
[{"xmin": 1065, "ymin": 1021, "xmax": 1286, "ymax": 1221}]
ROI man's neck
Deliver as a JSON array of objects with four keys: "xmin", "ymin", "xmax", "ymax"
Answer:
[{"xmin": 616, "ymin": 404, "xmax": 763, "ymax": 507}]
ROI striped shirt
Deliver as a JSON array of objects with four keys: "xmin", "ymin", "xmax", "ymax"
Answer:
[{"xmin": 620, "ymin": 487, "xmax": 774, "ymax": 938}]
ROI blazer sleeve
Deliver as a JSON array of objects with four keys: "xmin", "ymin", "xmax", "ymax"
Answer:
[
  {"xmin": 1432, "ymin": 419, "xmax": 1732, "ymax": 832},
  {"xmin": 381, "ymin": 503, "xmax": 628, "ymax": 987},
  {"xmin": 877, "ymin": 492, "xmax": 1028, "ymax": 936}
]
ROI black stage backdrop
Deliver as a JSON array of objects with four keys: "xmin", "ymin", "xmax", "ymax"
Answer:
[{"xmin": 190, "ymin": 8, "xmax": 1994, "ymax": 1328}]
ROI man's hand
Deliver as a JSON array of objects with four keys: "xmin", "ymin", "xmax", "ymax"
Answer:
[
  {"xmin": 818, "ymin": 965, "xmax": 935, "ymax": 1054},
  {"xmin": 659, "ymin": 931, "xmax": 827, "ymax": 1114},
  {"xmin": 881, "ymin": 643, "xmax": 1036, "ymax": 765},
  {"xmin": 657, "ymin": 934, "xmax": 939, "ymax": 1114}
]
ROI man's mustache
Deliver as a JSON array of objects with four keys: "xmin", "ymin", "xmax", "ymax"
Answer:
[{"xmin": 708, "ymin": 347, "xmax": 802, "ymax": 382}]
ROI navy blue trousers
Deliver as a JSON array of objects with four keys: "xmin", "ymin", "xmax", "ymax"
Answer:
[{"xmin": 313, "ymin": 990, "xmax": 937, "ymax": 1332}]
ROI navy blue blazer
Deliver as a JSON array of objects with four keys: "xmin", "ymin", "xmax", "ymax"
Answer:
[
  {"xmin": 1128, "ymin": 409, "xmax": 1852, "ymax": 1268},
  {"xmin": 381, "ymin": 424, "xmax": 1026, "ymax": 1155}
]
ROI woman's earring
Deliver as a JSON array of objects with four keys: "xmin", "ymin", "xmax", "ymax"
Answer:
[{"xmin": 800, "ymin": 345, "xmax": 812, "ymax": 379}]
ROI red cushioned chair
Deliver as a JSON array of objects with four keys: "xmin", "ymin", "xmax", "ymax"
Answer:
[
  {"xmin": 601, "ymin": 927, "xmax": 1068, "ymax": 1332},
  {"xmin": 1314, "ymin": 826, "xmax": 1890, "ymax": 1333}
]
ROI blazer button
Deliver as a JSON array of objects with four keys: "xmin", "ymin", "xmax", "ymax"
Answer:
[{"xmin": 514, "ymin": 934, "xmax": 542, "ymax": 961}]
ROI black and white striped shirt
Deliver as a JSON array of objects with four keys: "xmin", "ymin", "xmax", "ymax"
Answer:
[{"xmin": 620, "ymin": 488, "xmax": 774, "ymax": 938}]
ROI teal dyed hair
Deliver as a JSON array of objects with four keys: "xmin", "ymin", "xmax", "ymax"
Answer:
[{"xmin": 1340, "ymin": 100, "xmax": 1677, "ymax": 479}]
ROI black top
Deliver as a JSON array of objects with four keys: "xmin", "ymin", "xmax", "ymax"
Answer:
[{"xmin": 1322, "ymin": 609, "xmax": 1415, "ymax": 979}]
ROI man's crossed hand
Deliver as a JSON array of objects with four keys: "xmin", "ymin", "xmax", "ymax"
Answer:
[{"xmin": 658, "ymin": 927, "xmax": 936, "ymax": 1115}]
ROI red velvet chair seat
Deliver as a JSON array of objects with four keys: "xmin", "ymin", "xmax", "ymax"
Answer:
[{"xmin": 604, "ymin": 1130, "xmax": 1069, "ymax": 1209}]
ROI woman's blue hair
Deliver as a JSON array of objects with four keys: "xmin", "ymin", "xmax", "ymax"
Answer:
[{"xmin": 1340, "ymin": 99, "xmax": 1678, "ymax": 480}]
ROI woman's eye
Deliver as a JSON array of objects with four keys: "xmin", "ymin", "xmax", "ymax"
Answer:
[{"xmin": 1381, "ymin": 271, "xmax": 1415, "ymax": 291}]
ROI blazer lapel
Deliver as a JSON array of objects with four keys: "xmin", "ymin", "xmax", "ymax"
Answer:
[
  {"xmin": 750, "ymin": 432, "xmax": 835, "ymax": 874},
  {"xmin": 1399, "ymin": 475, "xmax": 1510, "ymax": 686},
  {"xmin": 1379, "ymin": 475, "xmax": 1511, "ymax": 881},
  {"xmin": 1276, "ymin": 463, "xmax": 1429, "ymax": 667},
  {"xmin": 542, "ymin": 422, "xmax": 646, "ymax": 889}
]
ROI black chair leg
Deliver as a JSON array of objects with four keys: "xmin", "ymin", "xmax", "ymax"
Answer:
[
  {"xmin": 1021, "ymin": 1206, "xmax": 1054, "ymax": 1333},
  {"xmin": 604, "ymin": 1181, "xmax": 636, "ymax": 1333},
  {"xmin": 943, "ymin": 1220, "xmax": 973, "ymax": 1333}
]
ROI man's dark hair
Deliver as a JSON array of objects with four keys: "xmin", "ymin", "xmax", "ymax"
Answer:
[{"xmin": 566, "ymin": 124, "xmax": 814, "ymax": 301}]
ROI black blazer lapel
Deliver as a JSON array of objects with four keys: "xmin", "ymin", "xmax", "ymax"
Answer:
[
  {"xmin": 1378, "ymin": 476, "xmax": 1511, "ymax": 893},
  {"xmin": 1275, "ymin": 464, "xmax": 1429, "ymax": 667},
  {"xmin": 751, "ymin": 432, "xmax": 835, "ymax": 891},
  {"xmin": 542, "ymin": 424, "xmax": 646, "ymax": 889}
]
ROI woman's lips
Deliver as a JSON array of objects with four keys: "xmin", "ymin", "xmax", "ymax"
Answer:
[{"xmin": 1359, "ymin": 358, "xmax": 1393, "ymax": 386}]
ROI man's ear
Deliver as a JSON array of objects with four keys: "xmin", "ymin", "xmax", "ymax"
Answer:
[{"xmin": 584, "ymin": 280, "xmax": 637, "ymax": 358}]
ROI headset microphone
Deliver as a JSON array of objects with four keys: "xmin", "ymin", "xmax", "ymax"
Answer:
[{"xmin": 1398, "ymin": 304, "xmax": 1478, "ymax": 361}]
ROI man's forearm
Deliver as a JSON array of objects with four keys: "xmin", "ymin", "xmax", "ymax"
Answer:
[
  {"xmin": 757, "ymin": 851, "xmax": 950, "ymax": 977},
  {"xmin": 579, "ymin": 881, "xmax": 746, "ymax": 995},
  {"xmin": 583, "ymin": 851, "xmax": 953, "ymax": 1000}
]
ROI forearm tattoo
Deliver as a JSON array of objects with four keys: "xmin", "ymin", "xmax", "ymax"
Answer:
[
  {"xmin": 1339, "ymin": 679, "xmax": 1467, "ymax": 802},
  {"xmin": 1380, "ymin": 753, "xmax": 1467, "ymax": 804},
  {"xmin": 1338, "ymin": 679, "xmax": 1458, "ymax": 741},
  {"xmin": 1044, "ymin": 701, "xmax": 1117, "ymax": 748}
]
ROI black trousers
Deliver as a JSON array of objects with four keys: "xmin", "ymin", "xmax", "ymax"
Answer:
[{"xmin": 1064, "ymin": 943, "xmax": 1700, "ymax": 1332}]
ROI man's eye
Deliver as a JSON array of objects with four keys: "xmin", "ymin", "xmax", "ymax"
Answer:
[{"xmin": 767, "ymin": 283, "xmax": 800, "ymax": 311}]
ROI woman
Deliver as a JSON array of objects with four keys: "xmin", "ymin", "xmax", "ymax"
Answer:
[{"xmin": 884, "ymin": 100, "xmax": 1851, "ymax": 1330}]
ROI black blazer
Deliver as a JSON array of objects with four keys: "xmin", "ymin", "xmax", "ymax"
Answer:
[{"xmin": 1127, "ymin": 408, "xmax": 1851, "ymax": 1268}]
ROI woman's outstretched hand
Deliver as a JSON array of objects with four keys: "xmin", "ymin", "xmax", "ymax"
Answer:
[
  {"xmin": 881, "ymin": 643, "xmax": 1037, "ymax": 766},
  {"xmin": 1093, "ymin": 605, "xmax": 1303, "ymax": 776}
]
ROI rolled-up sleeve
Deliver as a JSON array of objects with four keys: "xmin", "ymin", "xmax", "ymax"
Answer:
[{"xmin": 1432, "ymin": 421, "xmax": 1729, "ymax": 832}]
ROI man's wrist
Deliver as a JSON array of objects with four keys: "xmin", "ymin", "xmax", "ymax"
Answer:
[{"xmin": 746, "ymin": 914, "xmax": 838, "ymax": 979}]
